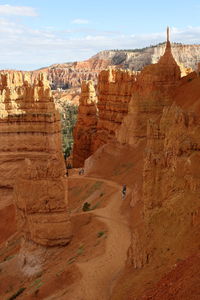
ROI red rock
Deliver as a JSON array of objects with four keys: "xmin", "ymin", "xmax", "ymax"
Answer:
[
  {"xmin": 0, "ymin": 71, "xmax": 72, "ymax": 247},
  {"xmin": 73, "ymin": 80, "xmax": 97, "ymax": 167}
]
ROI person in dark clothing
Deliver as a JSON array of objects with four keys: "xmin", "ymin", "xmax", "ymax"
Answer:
[
  {"xmin": 66, "ymin": 169, "xmax": 69, "ymax": 177},
  {"xmin": 122, "ymin": 184, "xmax": 126, "ymax": 199}
]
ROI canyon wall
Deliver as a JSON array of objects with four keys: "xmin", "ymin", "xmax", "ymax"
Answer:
[
  {"xmin": 73, "ymin": 80, "xmax": 97, "ymax": 167},
  {"xmin": 0, "ymin": 71, "xmax": 72, "ymax": 247},
  {"xmin": 73, "ymin": 41, "xmax": 181, "ymax": 167},
  {"xmin": 37, "ymin": 43, "xmax": 200, "ymax": 90},
  {"xmin": 73, "ymin": 69, "xmax": 136, "ymax": 167},
  {"xmin": 93, "ymin": 69, "xmax": 136, "ymax": 150},
  {"xmin": 116, "ymin": 39, "xmax": 181, "ymax": 145},
  {"xmin": 80, "ymin": 36, "xmax": 200, "ymax": 298},
  {"xmin": 15, "ymin": 157, "xmax": 72, "ymax": 247},
  {"xmin": 0, "ymin": 72, "xmax": 61, "ymax": 200}
]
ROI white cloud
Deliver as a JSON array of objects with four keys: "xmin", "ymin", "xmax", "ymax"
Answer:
[
  {"xmin": 0, "ymin": 4, "xmax": 37, "ymax": 16},
  {"xmin": 0, "ymin": 22, "xmax": 200, "ymax": 70},
  {"xmin": 72, "ymin": 19, "xmax": 89, "ymax": 24}
]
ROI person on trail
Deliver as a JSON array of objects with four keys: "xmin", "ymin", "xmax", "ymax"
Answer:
[
  {"xmin": 122, "ymin": 184, "xmax": 126, "ymax": 199},
  {"xmin": 66, "ymin": 169, "xmax": 69, "ymax": 177}
]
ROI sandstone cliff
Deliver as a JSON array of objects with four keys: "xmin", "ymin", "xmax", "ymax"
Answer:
[
  {"xmin": 73, "ymin": 80, "xmax": 97, "ymax": 167},
  {"xmin": 82, "ymin": 34, "xmax": 200, "ymax": 299},
  {"xmin": 0, "ymin": 71, "xmax": 72, "ymax": 247},
  {"xmin": 116, "ymin": 38, "xmax": 181, "ymax": 145},
  {"xmin": 37, "ymin": 43, "xmax": 200, "ymax": 90},
  {"xmin": 73, "ymin": 69, "xmax": 136, "ymax": 167},
  {"xmin": 15, "ymin": 157, "xmax": 72, "ymax": 247},
  {"xmin": 73, "ymin": 40, "xmax": 181, "ymax": 167}
]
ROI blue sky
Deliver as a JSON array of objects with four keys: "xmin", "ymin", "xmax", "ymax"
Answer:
[{"xmin": 0, "ymin": 0, "xmax": 200, "ymax": 70}]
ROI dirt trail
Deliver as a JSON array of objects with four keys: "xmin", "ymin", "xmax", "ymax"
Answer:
[{"xmin": 58, "ymin": 175, "xmax": 131, "ymax": 300}]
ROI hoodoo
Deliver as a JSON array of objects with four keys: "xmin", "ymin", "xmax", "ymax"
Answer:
[
  {"xmin": 73, "ymin": 68, "xmax": 136, "ymax": 167},
  {"xmin": 0, "ymin": 72, "xmax": 72, "ymax": 247},
  {"xmin": 116, "ymin": 27, "xmax": 181, "ymax": 145},
  {"xmin": 73, "ymin": 80, "xmax": 98, "ymax": 167}
]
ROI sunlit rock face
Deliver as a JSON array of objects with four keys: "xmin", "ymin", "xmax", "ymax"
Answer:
[
  {"xmin": 73, "ymin": 69, "xmax": 137, "ymax": 167},
  {"xmin": 0, "ymin": 72, "xmax": 63, "ymax": 202},
  {"xmin": 0, "ymin": 71, "xmax": 72, "ymax": 247},
  {"xmin": 93, "ymin": 68, "xmax": 137, "ymax": 150},
  {"xmin": 116, "ymin": 38, "xmax": 181, "ymax": 145},
  {"xmin": 15, "ymin": 157, "xmax": 72, "ymax": 247}
]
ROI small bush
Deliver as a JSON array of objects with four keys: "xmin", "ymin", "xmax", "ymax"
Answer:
[
  {"xmin": 82, "ymin": 202, "xmax": 91, "ymax": 211},
  {"xmin": 77, "ymin": 245, "xmax": 84, "ymax": 255},
  {"xmin": 97, "ymin": 231, "xmax": 105, "ymax": 238},
  {"xmin": 67, "ymin": 257, "xmax": 76, "ymax": 265},
  {"xmin": 7, "ymin": 287, "xmax": 26, "ymax": 300}
]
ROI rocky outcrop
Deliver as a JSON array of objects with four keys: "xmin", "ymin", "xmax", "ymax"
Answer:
[
  {"xmin": 93, "ymin": 68, "xmax": 137, "ymax": 150},
  {"xmin": 73, "ymin": 69, "xmax": 137, "ymax": 167},
  {"xmin": 129, "ymin": 100, "xmax": 200, "ymax": 274},
  {"xmin": 110, "ymin": 39, "xmax": 200, "ymax": 299},
  {"xmin": 0, "ymin": 71, "xmax": 72, "ymax": 247},
  {"xmin": 36, "ymin": 43, "xmax": 200, "ymax": 90},
  {"xmin": 73, "ymin": 81, "xmax": 97, "ymax": 167},
  {"xmin": 73, "ymin": 40, "xmax": 182, "ymax": 167},
  {"xmin": 116, "ymin": 38, "xmax": 181, "ymax": 145},
  {"xmin": 15, "ymin": 157, "xmax": 72, "ymax": 247},
  {"xmin": 38, "ymin": 58, "xmax": 111, "ymax": 90},
  {"xmin": 0, "ymin": 72, "xmax": 62, "ymax": 199}
]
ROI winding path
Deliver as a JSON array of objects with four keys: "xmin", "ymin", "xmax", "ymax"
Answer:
[{"xmin": 64, "ymin": 175, "xmax": 131, "ymax": 300}]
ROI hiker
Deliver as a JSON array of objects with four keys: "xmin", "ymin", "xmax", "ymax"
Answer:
[
  {"xmin": 66, "ymin": 169, "xmax": 69, "ymax": 177},
  {"xmin": 122, "ymin": 184, "xmax": 127, "ymax": 199},
  {"xmin": 79, "ymin": 168, "xmax": 84, "ymax": 175}
]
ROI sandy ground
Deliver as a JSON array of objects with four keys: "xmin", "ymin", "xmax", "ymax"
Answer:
[{"xmin": 52, "ymin": 175, "xmax": 131, "ymax": 300}]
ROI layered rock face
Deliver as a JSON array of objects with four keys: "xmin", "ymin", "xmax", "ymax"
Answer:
[
  {"xmin": 38, "ymin": 58, "xmax": 111, "ymax": 90},
  {"xmin": 0, "ymin": 71, "xmax": 72, "ymax": 246},
  {"xmin": 73, "ymin": 81, "xmax": 97, "ymax": 167},
  {"xmin": 73, "ymin": 41, "xmax": 181, "ymax": 167},
  {"xmin": 0, "ymin": 72, "xmax": 61, "ymax": 196},
  {"xmin": 93, "ymin": 69, "xmax": 136, "ymax": 150},
  {"xmin": 128, "ymin": 100, "xmax": 200, "ymax": 274},
  {"xmin": 109, "ymin": 39, "xmax": 200, "ymax": 300},
  {"xmin": 36, "ymin": 43, "xmax": 200, "ymax": 91},
  {"xmin": 15, "ymin": 157, "xmax": 72, "ymax": 246},
  {"xmin": 116, "ymin": 39, "xmax": 181, "ymax": 145},
  {"xmin": 73, "ymin": 69, "xmax": 136, "ymax": 167}
]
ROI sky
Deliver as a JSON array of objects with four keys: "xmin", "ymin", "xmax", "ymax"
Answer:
[{"xmin": 0, "ymin": 0, "xmax": 200, "ymax": 70}]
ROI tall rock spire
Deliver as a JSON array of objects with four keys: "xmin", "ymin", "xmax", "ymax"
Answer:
[{"xmin": 167, "ymin": 26, "xmax": 170, "ymax": 42}]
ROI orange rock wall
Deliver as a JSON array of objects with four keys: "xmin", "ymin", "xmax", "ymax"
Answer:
[
  {"xmin": 73, "ymin": 81, "xmax": 97, "ymax": 167},
  {"xmin": 0, "ymin": 71, "xmax": 72, "ymax": 246},
  {"xmin": 116, "ymin": 41, "xmax": 181, "ymax": 145},
  {"xmin": 93, "ymin": 69, "xmax": 137, "ymax": 150},
  {"xmin": 73, "ymin": 69, "xmax": 136, "ymax": 167},
  {"xmin": 15, "ymin": 157, "xmax": 72, "ymax": 247},
  {"xmin": 0, "ymin": 72, "xmax": 62, "ymax": 192}
]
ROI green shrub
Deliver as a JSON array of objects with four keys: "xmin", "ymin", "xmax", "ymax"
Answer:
[{"xmin": 97, "ymin": 231, "xmax": 105, "ymax": 238}]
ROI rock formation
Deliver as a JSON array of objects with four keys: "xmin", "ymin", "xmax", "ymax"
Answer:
[
  {"xmin": 93, "ymin": 68, "xmax": 136, "ymax": 150},
  {"xmin": 0, "ymin": 71, "xmax": 72, "ymax": 247},
  {"xmin": 82, "ymin": 29, "xmax": 200, "ymax": 299},
  {"xmin": 36, "ymin": 42, "xmax": 199, "ymax": 90},
  {"xmin": 15, "ymin": 157, "xmax": 72, "ymax": 247},
  {"xmin": 73, "ymin": 69, "xmax": 136, "ymax": 167},
  {"xmin": 116, "ymin": 32, "xmax": 181, "ymax": 145},
  {"xmin": 0, "ymin": 72, "xmax": 61, "ymax": 201},
  {"xmin": 73, "ymin": 80, "xmax": 97, "ymax": 167},
  {"xmin": 73, "ymin": 34, "xmax": 181, "ymax": 167}
]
